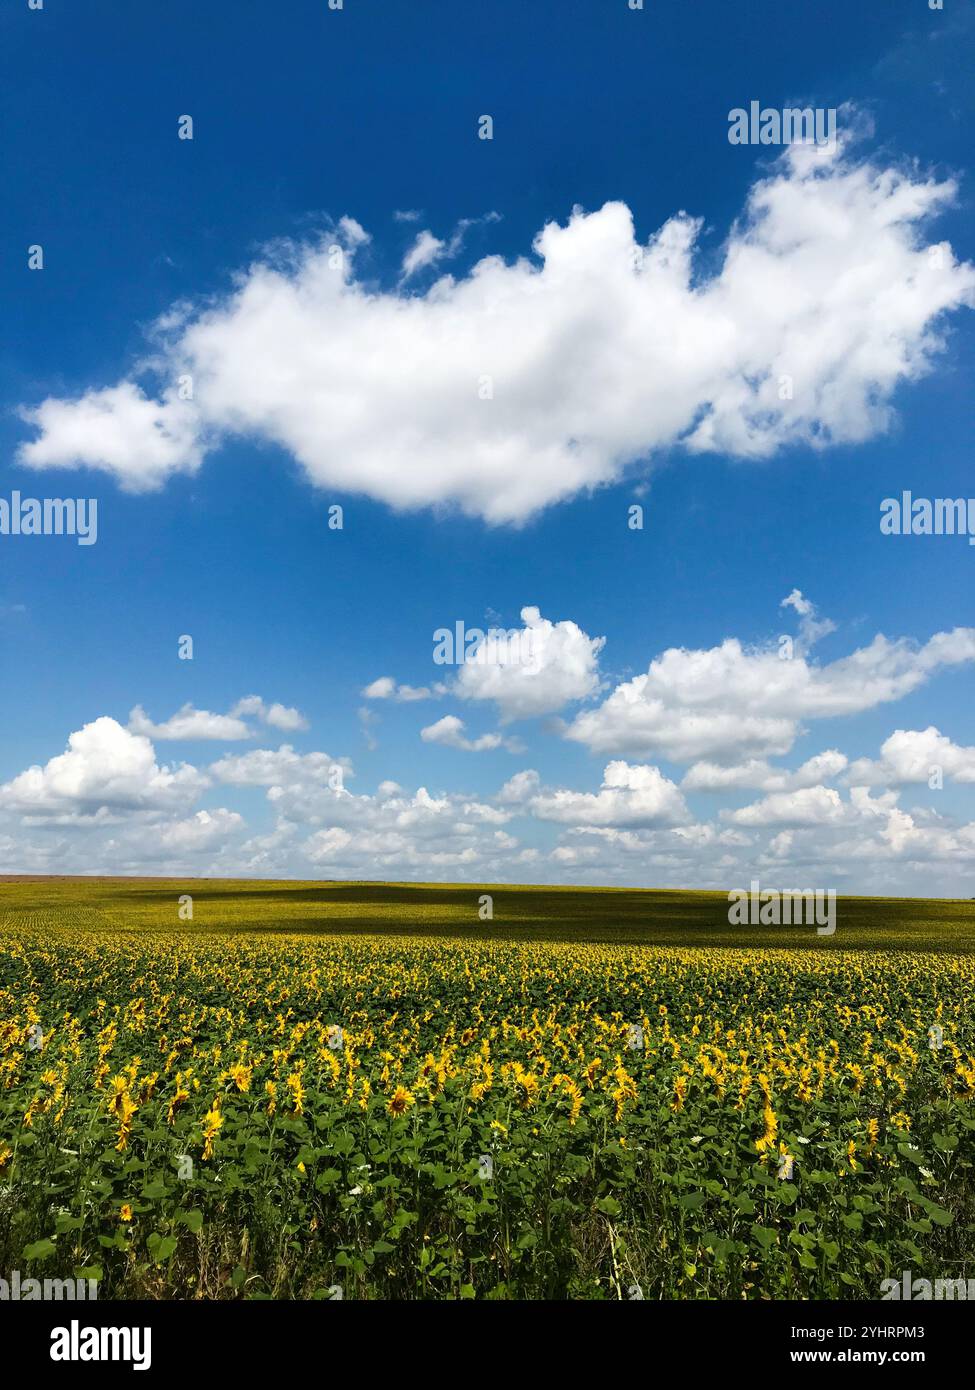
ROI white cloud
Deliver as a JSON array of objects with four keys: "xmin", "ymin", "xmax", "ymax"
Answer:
[
  {"xmin": 454, "ymin": 605, "xmax": 605, "ymax": 720},
  {"xmin": 497, "ymin": 769, "xmax": 541, "ymax": 804},
  {"xmin": 726, "ymin": 785, "xmax": 847, "ymax": 827},
  {"xmin": 361, "ymin": 677, "xmax": 440, "ymax": 702},
  {"xmin": 0, "ymin": 718, "xmax": 207, "ymax": 821},
  {"xmin": 128, "ymin": 696, "xmax": 308, "ymax": 740},
  {"xmin": 847, "ymin": 726, "xmax": 975, "ymax": 786},
  {"xmin": 529, "ymin": 760, "xmax": 690, "ymax": 828},
  {"xmin": 18, "ymin": 382, "xmax": 202, "ymax": 491},
  {"xmin": 780, "ymin": 589, "xmax": 836, "ymax": 651},
  {"xmin": 419, "ymin": 714, "xmax": 519, "ymax": 752},
  {"xmin": 401, "ymin": 230, "xmax": 446, "ymax": 279},
  {"xmin": 364, "ymin": 606, "xmax": 603, "ymax": 721},
  {"xmin": 682, "ymin": 749, "xmax": 848, "ymax": 792},
  {"xmin": 231, "ymin": 696, "xmax": 309, "ymax": 732},
  {"xmin": 154, "ymin": 808, "xmax": 244, "ymax": 852},
  {"xmin": 17, "ymin": 136, "xmax": 974, "ymax": 521},
  {"xmin": 3, "ymin": 714, "xmax": 974, "ymax": 892},
  {"xmin": 210, "ymin": 745, "xmax": 350, "ymax": 787},
  {"xmin": 566, "ymin": 619, "xmax": 975, "ymax": 763},
  {"xmin": 289, "ymin": 780, "xmax": 517, "ymax": 875},
  {"xmin": 401, "ymin": 214, "xmax": 502, "ymax": 281},
  {"xmin": 128, "ymin": 703, "xmax": 252, "ymax": 741}
]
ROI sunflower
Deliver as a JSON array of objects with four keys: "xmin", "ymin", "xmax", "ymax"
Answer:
[
  {"xmin": 387, "ymin": 1085, "xmax": 415, "ymax": 1117},
  {"xmin": 201, "ymin": 1099, "xmax": 223, "ymax": 1160},
  {"xmin": 755, "ymin": 1101, "xmax": 778, "ymax": 1157}
]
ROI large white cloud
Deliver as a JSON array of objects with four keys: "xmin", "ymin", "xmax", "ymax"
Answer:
[
  {"xmin": 566, "ymin": 621, "xmax": 975, "ymax": 763},
  {"xmin": 0, "ymin": 717, "xmax": 207, "ymax": 821},
  {"xmin": 16, "ymin": 136, "xmax": 974, "ymax": 521}
]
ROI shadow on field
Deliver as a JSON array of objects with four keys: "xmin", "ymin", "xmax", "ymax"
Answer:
[{"xmin": 35, "ymin": 879, "xmax": 974, "ymax": 952}]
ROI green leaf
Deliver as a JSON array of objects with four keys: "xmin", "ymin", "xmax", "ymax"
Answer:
[
  {"xmin": 23, "ymin": 1238, "xmax": 57, "ymax": 1262},
  {"xmin": 147, "ymin": 1233, "xmax": 178, "ymax": 1262},
  {"xmin": 679, "ymin": 1192, "xmax": 707, "ymax": 1210}
]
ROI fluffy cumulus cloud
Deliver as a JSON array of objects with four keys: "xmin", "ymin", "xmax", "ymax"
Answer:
[
  {"xmin": 726, "ymin": 785, "xmax": 847, "ymax": 827},
  {"xmin": 533, "ymin": 783, "xmax": 975, "ymax": 893},
  {"xmin": 497, "ymin": 769, "xmax": 541, "ymax": 804},
  {"xmin": 209, "ymin": 745, "xmax": 350, "ymax": 787},
  {"xmin": 682, "ymin": 749, "xmax": 848, "ymax": 792},
  {"xmin": 566, "ymin": 619, "xmax": 975, "ymax": 763},
  {"xmin": 745, "ymin": 784, "xmax": 975, "ymax": 876},
  {"xmin": 128, "ymin": 703, "xmax": 252, "ymax": 742},
  {"xmin": 364, "ymin": 607, "xmax": 604, "ymax": 723},
  {"xmin": 529, "ymin": 761, "xmax": 690, "ymax": 828},
  {"xmin": 16, "ymin": 136, "xmax": 974, "ymax": 522},
  {"xmin": 279, "ymin": 781, "xmax": 518, "ymax": 876},
  {"xmin": 846, "ymin": 727, "xmax": 975, "ymax": 787},
  {"xmin": 153, "ymin": 808, "xmax": 244, "ymax": 852},
  {"xmin": 0, "ymin": 718, "xmax": 207, "ymax": 821},
  {"xmin": 453, "ymin": 606, "xmax": 605, "ymax": 721},
  {"xmin": 18, "ymin": 382, "xmax": 203, "ymax": 492},
  {"xmin": 2, "ymin": 600, "xmax": 974, "ymax": 891},
  {"xmin": 128, "ymin": 697, "xmax": 308, "ymax": 740}
]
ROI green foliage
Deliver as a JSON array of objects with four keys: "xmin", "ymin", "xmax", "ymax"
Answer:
[{"xmin": 0, "ymin": 877, "xmax": 973, "ymax": 1299}]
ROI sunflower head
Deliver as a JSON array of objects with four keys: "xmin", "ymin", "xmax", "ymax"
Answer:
[{"xmin": 387, "ymin": 1085, "xmax": 415, "ymax": 1118}]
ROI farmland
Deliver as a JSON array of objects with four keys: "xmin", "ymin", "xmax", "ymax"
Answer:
[{"xmin": 1, "ymin": 877, "xmax": 973, "ymax": 1300}]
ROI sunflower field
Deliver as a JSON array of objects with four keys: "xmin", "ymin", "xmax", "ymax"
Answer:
[{"xmin": 1, "ymin": 881, "xmax": 974, "ymax": 1300}]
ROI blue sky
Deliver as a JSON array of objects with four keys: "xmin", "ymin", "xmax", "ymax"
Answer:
[{"xmin": 1, "ymin": 0, "xmax": 973, "ymax": 893}]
